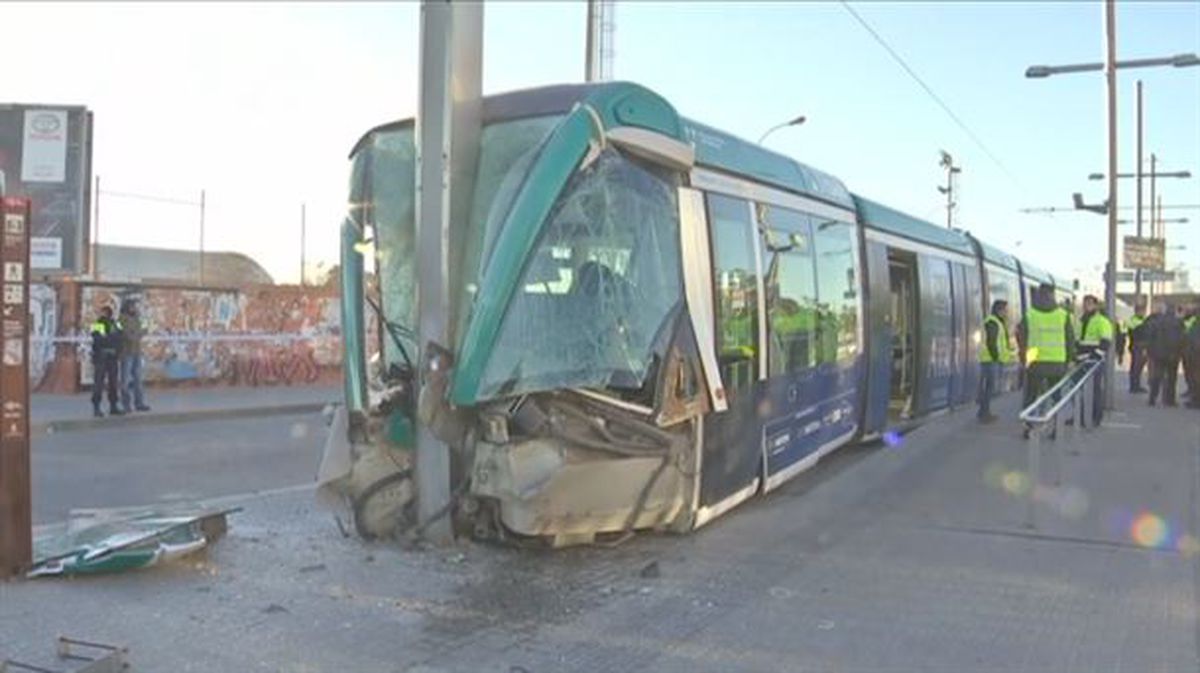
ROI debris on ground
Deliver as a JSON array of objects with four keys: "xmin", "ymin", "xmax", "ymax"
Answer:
[
  {"xmin": 28, "ymin": 505, "xmax": 238, "ymax": 578},
  {"xmin": 2, "ymin": 635, "xmax": 128, "ymax": 673},
  {"xmin": 638, "ymin": 561, "xmax": 661, "ymax": 579}
]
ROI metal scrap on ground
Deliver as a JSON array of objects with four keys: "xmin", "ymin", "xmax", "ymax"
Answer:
[
  {"xmin": 1, "ymin": 635, "xmax": 128, "ymax": 673},
  {"xmin": 28, "ymin": 506, "xmax": 238, "ymax": 578}
]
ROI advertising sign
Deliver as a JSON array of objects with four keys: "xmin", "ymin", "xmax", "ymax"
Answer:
[
  {"xmin": 1123, "ymin": 236, "xmax": 1165, "ymax": 271},
  {"xmin": 0, "ymin": 104, "xmax": 92, "ymax": 275},
  {"xmin": 20, "ymin": 109, "xmax": 68, "ymax": 183},
  {"xmin": 0, "ymin": 197, "xmax": 31, "ymax": 576}
]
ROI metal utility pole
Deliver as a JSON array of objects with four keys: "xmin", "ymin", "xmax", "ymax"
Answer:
[
  {"xmin": 585, "ymin": 0, "xmax": 615, "ymax": 82},
  {"xmin": 415, "ymin": 0, "xmax": 482, "ymax": 543},
  {"xmin": 1135, "ymin": 80, "xmax": 1143, "ymax": 299},
  {"xmin": 585, "ymin": 0, "xmax": 598, "ymax": 82},
  {"xmin": 300, "ymin": 203, "xmax": 307, "ymax": 286},
  {"xmin": 198, "ymin": 189, "xmax": 207, "ymax": 286},
  {"xmin": 1102, "ymin": 0, "xmax": 1117, "ymax": 410},
  {"xmin": 937, "ymin": 150, "xmax": 961, "ymax": 229}
]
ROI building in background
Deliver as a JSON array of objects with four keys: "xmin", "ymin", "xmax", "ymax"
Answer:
[{"xmin": 91, "ymin": 244, "xmax": 273, "ymax": 287}]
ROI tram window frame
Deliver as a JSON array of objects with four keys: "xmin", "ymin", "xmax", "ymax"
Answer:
[
  {"xmin": 811, "ymin": 217, "xmax": 861, "ymax": 366},
  {"xmin": 706, "ymin": 193, "xmax": 761, "ymax": 393},
  {"xmin": 756, "ymin": 203, "xmax": 819, "ymax": 377}
]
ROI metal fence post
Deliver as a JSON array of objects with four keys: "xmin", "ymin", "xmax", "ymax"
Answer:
[{"xmin": 1026, "ymin": 427, "xmax": 1040, "ymax": 530}]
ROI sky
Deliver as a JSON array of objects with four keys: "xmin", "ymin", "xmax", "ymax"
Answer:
[{"xmin": 3, "ymin": 1, "xmax": 1198, "ymax": 290}]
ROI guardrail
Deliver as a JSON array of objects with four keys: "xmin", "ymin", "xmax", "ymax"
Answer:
[{"xmin": 1017, "ymin": 354, "xmax": 1106, "ymax": 529}]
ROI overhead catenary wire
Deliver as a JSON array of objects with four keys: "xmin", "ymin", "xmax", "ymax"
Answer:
[{"xmin": 839, "ymin": 1, "xmax": 1027, "ymax": 193}]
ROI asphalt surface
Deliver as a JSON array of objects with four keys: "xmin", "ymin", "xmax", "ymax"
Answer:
[
  {"xmin": 31, "ymin": 411, "xmax": 325, "ymax": 524},
  {"xmin": 3, "ymin": 389, "xmax": 1198, "ymax": 672}
]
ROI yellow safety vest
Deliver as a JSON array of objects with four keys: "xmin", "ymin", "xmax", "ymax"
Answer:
[
  {"xmin": 1126, "ymin": 314, "xmax": 1145, "ymax": 346},
  {"xmin": 979, "ymin": 314, "xmax": 1013, "ymax": 364},
  {"xmin": 1026, "ymin": 307, "xmax": 1069, "ymax": 364},
  {"xmin": 1080, "ymin": 312, "xmax": 1114, "ymax": 347}
]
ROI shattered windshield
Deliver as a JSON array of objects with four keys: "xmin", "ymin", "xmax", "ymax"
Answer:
[
  {"xmin": 351, "ymin": 116, "xmax": 560, "ymax": 371},
  {"xmin": 478, "ymin": 148, "xmax": 683, "ymax": 400}
]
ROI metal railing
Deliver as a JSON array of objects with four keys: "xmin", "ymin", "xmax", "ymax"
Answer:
[{"xmin": 1016, "ymin": 354, "xmax": 1106, "ymax": 529}]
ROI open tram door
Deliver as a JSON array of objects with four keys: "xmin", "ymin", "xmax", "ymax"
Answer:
[{"xmin": 887, "ymin": 249, "xmax": 918, "ymax": 419}]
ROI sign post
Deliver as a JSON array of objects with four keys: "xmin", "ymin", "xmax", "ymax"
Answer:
[{"xmin": 0, "ymin": 196, "xmax": 32, "ymax": 577}]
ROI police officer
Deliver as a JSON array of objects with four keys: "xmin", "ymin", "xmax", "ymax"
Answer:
[
  {"xmin": 1182, "ymin": 303, "xmax": 1197, "ymax": 403},
  {"xmin": 977, "ymin": 299, "xmax": 1012, "ymax": 423},
  {"xmin": 1184, "ymin": 303, "xmax": 1200, "ymax": 409},
  {"xmin": 1077, "ymin": 294, "xmax": 1113, "ymax": 425},
  {"xmin": 90, "ymin": 306, "xmax": 125, "ymax": 418},
  {"xmin": 1019, "ymin": 283, "xmax": 1075, "ymax": 437},
  {"xmin": 1126, "ymin": 300, "xmax": 1149, "ymax": 393},
  {"xmin": 1147, "ymin": 303, "xmax": 1184, "ymax": 407}
]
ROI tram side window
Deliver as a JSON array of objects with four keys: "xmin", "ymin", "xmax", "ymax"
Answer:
[
  {"xmin": 758, "ymin": 204, "xmax": 818, "ymax": 376},
  {"xmin": 707, "ymin": 194, "xmax": 759, "ymax": 393},
  {"xmin": 812, "ymin": 218, "xmax": 860, "ymax": 364}
]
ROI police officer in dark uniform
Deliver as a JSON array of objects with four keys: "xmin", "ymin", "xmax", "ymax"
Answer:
[
  {"xmin": 1184, "ymin": 302, "xmax": 1200, "ymax": 409},
  {"xmin": 90, "ymin": 306, "xmax": 125, "ymax": 418},
  {"xmin": 1126, "ymin": 300, "xmax": 1149, "ymax": 393},
  {"xmin": 1147, "ymin": 303, "xmax": 1184, "ymax": 407}
]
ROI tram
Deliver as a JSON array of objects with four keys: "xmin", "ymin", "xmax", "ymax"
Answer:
[{"xmin": 323, "ymin": 82, "xmax": 1071, "ymax": 546}]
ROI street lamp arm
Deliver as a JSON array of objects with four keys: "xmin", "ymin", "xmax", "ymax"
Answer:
[
  {"xmin": 1026, "ymin": 52, "xmax": 1199, "ymax": 78},
  {"xmin": 757, "ymin": 115, "xmax": 807, "ymax": 144}
]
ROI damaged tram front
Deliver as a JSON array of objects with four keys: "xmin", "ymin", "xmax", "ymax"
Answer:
[{"xmin": 322, "ymin": 82, "xmax": 865, "ymax": 546}]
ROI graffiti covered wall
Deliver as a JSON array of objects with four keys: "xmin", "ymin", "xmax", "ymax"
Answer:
[{"xmin": 31, "ymin": 282, "xmax": 344, "ymax": 391}]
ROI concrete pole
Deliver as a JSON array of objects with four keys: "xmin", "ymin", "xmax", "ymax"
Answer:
[
  {"xmin": 300, "ymin": 203, "xmax": 307, "ymax": 287},
  {"xmin": 1103, "ymin": 0, "xmax": 1117, "ymax": 410},
  {"xmin": 1135, "ymin": 80, "xmax": 1143, "ymax": 300},
  {"xmin": 414, "ymin": 0, "xmax": 482, "ymax": 543},
  {"xmin": 198, "ymin": 189, "xmax": 206, "ymax": 286},
  {"xmin": 92, "ymin": 174, "xmax": 101, "ymax": 280}
]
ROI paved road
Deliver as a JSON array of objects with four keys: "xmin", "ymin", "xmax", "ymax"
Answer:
[
  {"xmin": 4, "ymin": 389, "xmax": 1198, "ymax": 672},
  {"xmin": 32, "ymin": 411, "xmax": 326, "ymax": 524}
]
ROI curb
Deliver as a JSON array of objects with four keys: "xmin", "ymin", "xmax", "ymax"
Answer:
[{"xmin": 33, "ymin": 402, "xmax": 334, "ymax": 436}]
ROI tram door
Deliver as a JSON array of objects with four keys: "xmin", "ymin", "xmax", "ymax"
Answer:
[{"xmin": 887, "ymin": 250, "xmax": 918, "ymax": 419}]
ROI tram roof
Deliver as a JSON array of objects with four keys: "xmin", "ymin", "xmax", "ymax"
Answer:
[
  {"xmin": 348, "ymin": 82, "xmax": 854, "ymax": 210},
  {"xmin": 1018, "ymin": 260, "xmax": 1054, "ymax": 287},
  {"xmin": 851, "ymin": 194, "xmax": 976, "ymax": 257},
  {"xmin": 970, "ymin": 236, "xmax": 1020, "ymax": 273}
]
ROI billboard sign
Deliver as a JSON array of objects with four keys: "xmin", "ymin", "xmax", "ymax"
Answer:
[
  {"xmin": 0, "ymin": 105, "xmax": 92, "ymax": 275},
  {"xmin": 1123, "ymin": 236, "xmax": 1165, "ymax": 271}
]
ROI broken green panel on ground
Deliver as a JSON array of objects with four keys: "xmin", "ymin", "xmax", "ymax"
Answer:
[{"xmin": 28, "ymin": 506, "xmax": 238, "ymax": 578}]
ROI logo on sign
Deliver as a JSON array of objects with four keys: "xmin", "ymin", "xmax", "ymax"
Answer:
[
  {"xmin": 3, "ymin": 285, "xmax": 22, "ymax": 305},
  {"xmin": 4, "ymin": 214, "xmax": 24, "ymax": 235},
  {"xmin": 30, "ymin": 112, "xmax": 62, "ymax": 135}
]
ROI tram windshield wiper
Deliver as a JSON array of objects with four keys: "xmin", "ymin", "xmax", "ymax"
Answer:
[{"xmin": 364, "ymin": 293, "xmax": 415, "ymax": 370}]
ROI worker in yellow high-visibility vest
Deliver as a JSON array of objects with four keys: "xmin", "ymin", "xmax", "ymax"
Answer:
[
  {"xmin": 89, "ymin": 305, "xmax": 125, "ymax": 418},
  {"xmin": 1184, "ymin": 303, "xmax": 1199, "ymax": 406},
  {"xmin": 1018, "ymin": 283, "xmax": 1076, "ymax": 418},
  {"xmin": 1078, "ymin": 294, "xmax": 1114, "ymax": 425},
  {"xmin": 977, "ymin": 299, "xmax": 1012, "ymax": 423},
  {"xmin": 1125, "ymin": 300, "xmax": 1149, "ymax": 393}
]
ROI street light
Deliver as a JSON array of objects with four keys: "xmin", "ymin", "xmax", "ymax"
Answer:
[
  {"xmin": 1026, "ymin": 12, "xmax": 1200, "ymax": 412},
  {"xmin": 758, "ymin": 114, "xmax": 806, "ymax": 144},
  {"xmin": 1088, "ymin": 170, "xmax": 1191, "ymax": 180},
  {"xmin": 1118, "ymin": 217, "xmax": 1189, "ymax": 225},
  {"xmin": 1025, "ymin": 52, "xmax": 1200, "ymax": 78}
]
